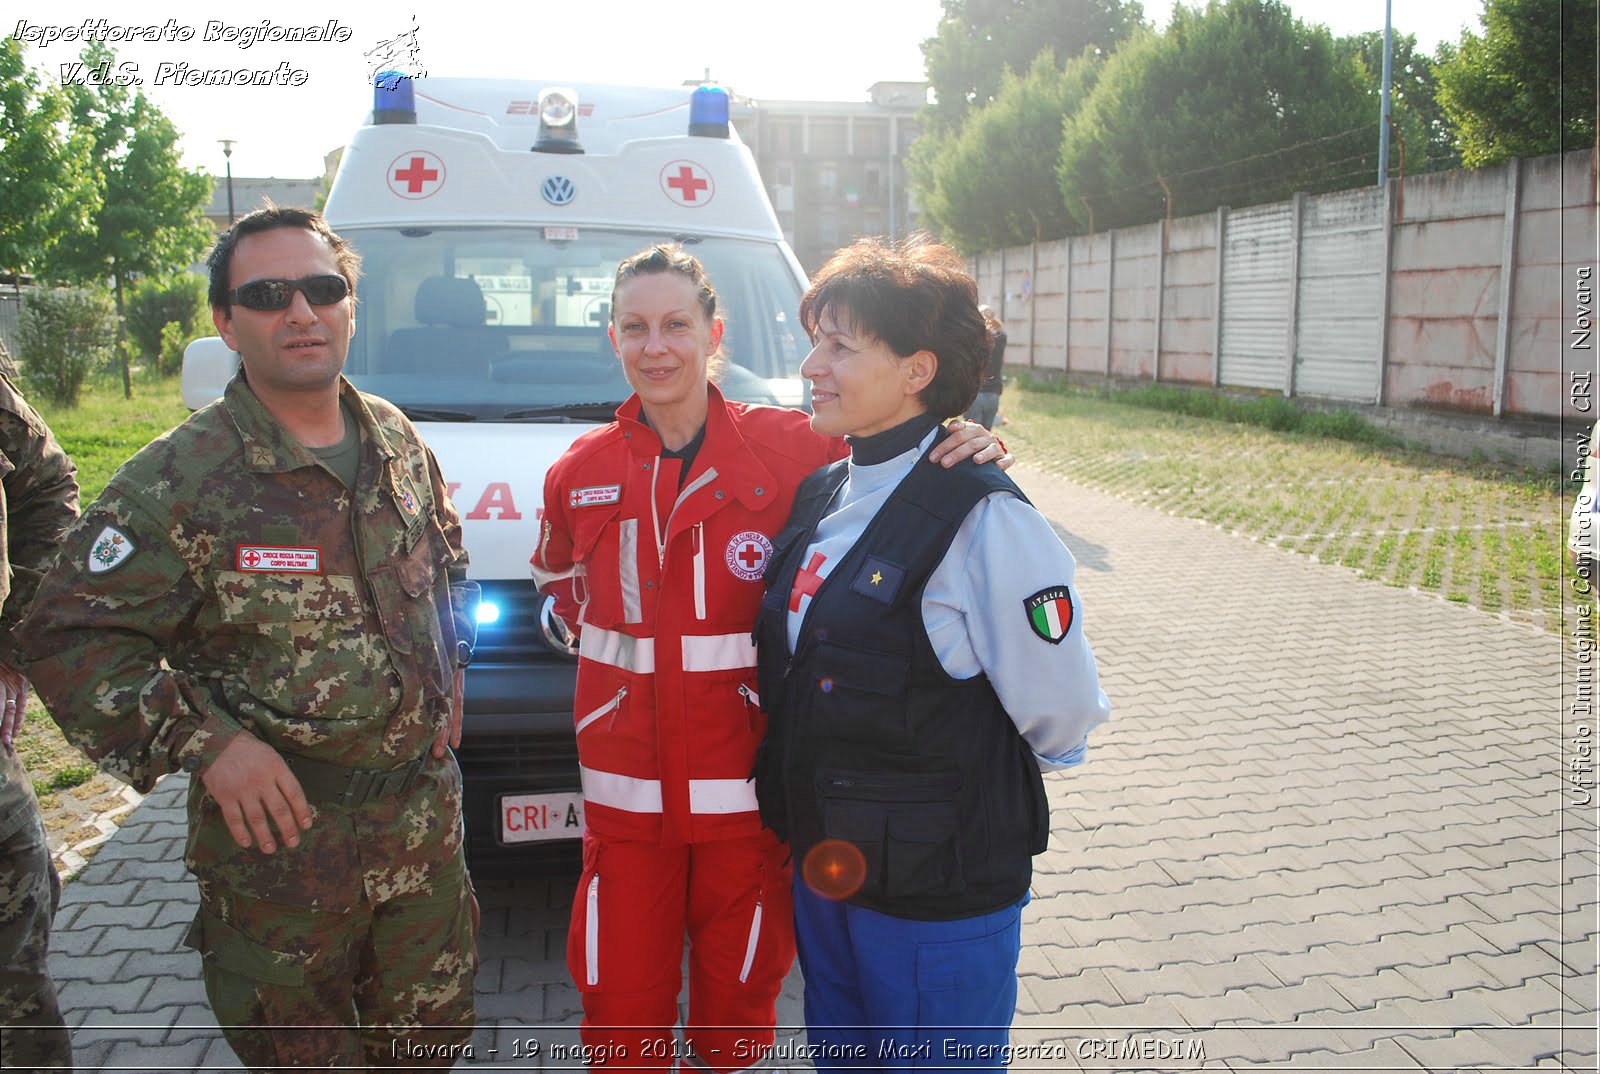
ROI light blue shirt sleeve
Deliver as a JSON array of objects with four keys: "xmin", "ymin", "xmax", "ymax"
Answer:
[{"xmin": 923, "ymin": 491, "xmax": 1110, "ymax": 771}]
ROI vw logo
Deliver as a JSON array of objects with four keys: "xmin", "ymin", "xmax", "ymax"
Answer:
[{"xmin": 541, "ymin": 176, "xmax": 576, "ymax": 206}]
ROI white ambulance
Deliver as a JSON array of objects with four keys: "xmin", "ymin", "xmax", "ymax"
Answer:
[{"xmin": 184, "ymin": 75, "xmax": 810, "ymax": 871}]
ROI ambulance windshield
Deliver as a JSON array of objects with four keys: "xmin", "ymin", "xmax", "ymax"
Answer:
[{"xmin": 341, "ymin": 227, "xmax": 808, "ymax": 417}]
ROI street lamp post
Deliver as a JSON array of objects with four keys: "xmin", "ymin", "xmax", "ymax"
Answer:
[
  {"xmin": 219, "ymin": 139, "xmax": 236, "ymax": 224},
  {"xmin": 1377, "ymin": 0, "xmax": 1393, "ymax": 185}
]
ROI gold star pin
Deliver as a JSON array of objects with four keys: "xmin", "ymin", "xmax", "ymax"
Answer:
[
  {"xmin": 871, "ymin": 570, "xmax": 883, "ymax": 586},
  {"xmin": 248, "ymin": 446, "xmax": 274, "ymax": 468}
]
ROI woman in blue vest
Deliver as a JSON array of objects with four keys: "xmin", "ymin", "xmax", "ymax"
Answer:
[{"xmin": 754, "ymin": 235, "xmax": 1110, "ymax": 1070}]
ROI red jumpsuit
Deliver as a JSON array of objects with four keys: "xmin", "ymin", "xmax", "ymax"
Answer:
[{"xmin": 533, "ymin": 385, "xmax": 842, "ymax": 1071}]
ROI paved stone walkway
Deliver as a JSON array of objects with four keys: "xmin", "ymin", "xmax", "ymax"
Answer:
[{"xmin": 40, "ymin": 466, "xmax": 1598, "ymax": 1072}]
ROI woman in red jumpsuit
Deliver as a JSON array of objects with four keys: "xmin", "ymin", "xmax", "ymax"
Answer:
[{"xmin": 531, "ymin": 244, "xmax": 1005, "ymax": 1072}]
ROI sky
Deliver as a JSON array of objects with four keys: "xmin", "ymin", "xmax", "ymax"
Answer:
[{"xmin": 7, "ymin": 1, "xmax": 1483, "ymax": 180}]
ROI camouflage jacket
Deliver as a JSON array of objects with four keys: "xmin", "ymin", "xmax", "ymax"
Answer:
[
  {"xmin": 0, "ymin": 372, "xmax": 79, "ymax": 838},
  {"xmin": 21, "ymin": 374, "xmax": 468, "ymax": 794}
]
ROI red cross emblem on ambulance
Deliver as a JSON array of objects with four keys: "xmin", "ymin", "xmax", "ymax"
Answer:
[
  {"xmin": 725, "ymin": 530, "xmax": 773, "ymax": 582},
  {"xmin": 661, "ymin": 160, "xmax": 714, "ymax": 207},
  {"xmin": 388, "ymin": 151, "xmax": 446, "ymax": 199}
]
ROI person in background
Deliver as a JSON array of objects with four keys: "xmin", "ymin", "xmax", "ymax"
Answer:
[
  {"xmin": 754, "ymin": 235, "xmax": 1109, "ymax": 1070},
  {"xmin": 531, "ymin": 243, "xmax": 1010, "ymax": 1072},
  {"xmin": 0, "ymin": 370, "xmax": 79, "ymax": 1072},
  {"xmin": 966, "ymin": 304, "xmax": 1006, "ymax": 430}
]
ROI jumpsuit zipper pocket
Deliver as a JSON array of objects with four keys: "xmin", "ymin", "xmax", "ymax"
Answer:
[
  {"xmin": 585, "ymin": 873, "xmax": 600, "ymax": 986},
  {"xmin": 575, "ymin": 687, "xmax": 627, "ymax": 735},
  {"xmin": 738, "ymin": 884, "xmax": 764, "ymax": 984},
  {"xmin": 693, "ymin": 523, "xmax": 706, "ymax": 620}
]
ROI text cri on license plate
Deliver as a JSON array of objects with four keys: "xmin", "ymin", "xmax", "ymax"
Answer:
[{"xmin": 500, "ymin": 792, "xmax": 584, "ymax": 844}]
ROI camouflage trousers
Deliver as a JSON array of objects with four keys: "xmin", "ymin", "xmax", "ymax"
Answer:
[
  {"xmin": 0, "ymin": 766, "xmax": 73, "ymax": 1073},
  {"xmin": 182, "ymin": 754, "xmax": 479, "ymax": 1071}
]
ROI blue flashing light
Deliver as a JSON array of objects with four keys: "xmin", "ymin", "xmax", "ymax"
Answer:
[
  {"xmin": 476, "ymin": 601, "xmax": 502, "ymax": 626},
  {"xmin": 689, "ymin": 85, "xmax": 730, "ymax": 138},
  {"xmin": 373, "ymin": 71, "xmax": 417, "ymax": 125}
]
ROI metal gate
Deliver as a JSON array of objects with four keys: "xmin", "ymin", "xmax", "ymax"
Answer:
[
  {"xmin": 1293, "ymin": 187, "xmax": 1385, "ymax": 401},
  {"xmin": 1218, "ymin": 204, "xmax": 1294, "ymax": 391}
]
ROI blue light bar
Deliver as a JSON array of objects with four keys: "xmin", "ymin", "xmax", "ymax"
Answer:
[
  {"xmin": 689, "ymin": 85, "xmax": 730, "ymax": 138},
  {"xmin": 373, "ymin": 71, "xmax": 416, "ymax": 125}
]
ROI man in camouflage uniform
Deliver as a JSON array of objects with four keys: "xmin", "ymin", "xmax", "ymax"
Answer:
[
  {"xmin": 0, "ymin": 369, "xmax": 78, "ymax": 1072},
  {"xmin": 21, "ymin": 207, "xmax": 478, "ymax": 1070}
]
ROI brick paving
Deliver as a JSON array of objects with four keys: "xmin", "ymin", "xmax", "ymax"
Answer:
[{"xmin": 41, "ymin": 466, "xmax": 1598, "ymax": 1072}]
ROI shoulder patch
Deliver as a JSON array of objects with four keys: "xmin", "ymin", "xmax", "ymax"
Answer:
[
  {"xmin": 725, "ymin": 531, "xmax": 774, "ymax": 581},
  {"xmin": 1024, "ymin": 586, "xmax": 1074, "ymax": 644},
  {"xmin": 87, "ymin": 526, "xmax": 136, "ymax": 574}
]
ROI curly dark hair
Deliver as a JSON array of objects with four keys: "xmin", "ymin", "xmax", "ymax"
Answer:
[
  {"xmin": 206, "ymin": 204, "xmax": 362, "ymax": 311},
  {"xmin": 798, "ymin": 233, "xmax": 987, "ymax": 420}
]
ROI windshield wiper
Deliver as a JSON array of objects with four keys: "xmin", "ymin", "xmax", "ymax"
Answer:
[
  {"xmin": 500, "ymin": 402, "xmax": 623, "ymax": 421},
  {"xmin": 398, "ymin": 405, "xmax": 479, "ymax": 422}
]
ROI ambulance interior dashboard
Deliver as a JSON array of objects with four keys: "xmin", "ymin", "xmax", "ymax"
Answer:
[{"xmin": 341, "ymin": 227, "xmax": 809, "ymax": 415}]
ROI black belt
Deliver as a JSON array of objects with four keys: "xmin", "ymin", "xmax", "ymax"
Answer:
[{"xmin": 280, "ymin": 751, "xmax": 429, "ymax": 808}]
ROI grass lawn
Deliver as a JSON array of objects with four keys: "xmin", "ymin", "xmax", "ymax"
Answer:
[{"xmin": 1002, "ymin": 381, "xmax": 1575, "ymax": 636}]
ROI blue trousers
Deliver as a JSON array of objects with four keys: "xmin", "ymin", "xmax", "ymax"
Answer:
[{"xmin": 792, "ymin": 875, "xmax": 1024, "ymax": 1072}]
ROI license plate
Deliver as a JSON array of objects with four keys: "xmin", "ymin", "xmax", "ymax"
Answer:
[{"xmin": 498, "ymin": 791, "xmax": 584, "ymax": 844}]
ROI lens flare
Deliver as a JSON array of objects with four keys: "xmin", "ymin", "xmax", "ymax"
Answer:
[{"xmin": 802, "ymin": 839, "xmax": 867, "ymax": 900}]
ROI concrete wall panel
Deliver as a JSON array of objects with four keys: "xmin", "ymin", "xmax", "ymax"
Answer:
[
  {"xmin": 1391, "ymin": 217, "xmax": 1504, "ymax": 272},
  {"xmin": 974, "ymin": 149, "xmax": 1587, "ymax": 419},
  {"xmin": 1518, "ymin": 151, "xmax": 1595, "ymax": 211},
  {"xmin": 1402, "ymin": 161, "xmax": 1516, "ymax": 223},
  {"xmin": 1388, "ymin": 266, "xmax": 1502, "ymax": 319}
]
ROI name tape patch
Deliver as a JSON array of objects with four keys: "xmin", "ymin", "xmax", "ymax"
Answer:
[
  {"xmin": 237, "ymin": 545, "xmax": 322, "ymax": 574},
  {"xmin": 571, "ymin": 484, "xmax": 622, "ymax": 509}
]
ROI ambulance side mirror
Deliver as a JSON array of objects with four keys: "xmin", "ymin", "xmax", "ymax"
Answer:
[{"xmin": 181, "ymin": 337, "xmax": 240, "ymax": 411}]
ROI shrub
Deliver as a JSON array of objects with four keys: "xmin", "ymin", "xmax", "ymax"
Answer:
[
  {"xmin": 158, "ymin": 320, "xmax": 188, "ymax": 376},
  {"xmin": 125, "ymin": 274, "xmax": 207, "ymax": 366},
  {"xmin": 17, "ymin": 287, "xmax": 114, "ymax": 407}
]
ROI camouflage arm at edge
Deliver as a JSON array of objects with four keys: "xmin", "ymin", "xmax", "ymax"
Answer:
[{"xmin": 18, "ymin": 493, "xmax": 242, "ymax": 792}]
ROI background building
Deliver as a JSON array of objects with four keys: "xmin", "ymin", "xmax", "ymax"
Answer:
[
  {"xmin": 202, "ymin": 176, "xmax": 325, "ymax": 233},
  {"xmin": 732, "ymin": 82, "xmax": 926, "ymax": 274}
]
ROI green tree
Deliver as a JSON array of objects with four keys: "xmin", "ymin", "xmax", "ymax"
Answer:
[
  {"xmin": 1337, "ymin": 30, "xmax": 1458, "ymax": 173},
  {"xmin": 0, "ymin": 39, "xmax": 98, "ymax": 277},
  {"xmin": 920, "ymin": 50, "xmax": 1102, "ymax": 250},
  {"xmin": 1057, "ymin": 0, "xmax": 1375, "ymax": 233},
  {"xmin": 921, "ymin": 0, "xmax": 1145, "ymax": 134},
  {"xmin": 1435, "ymin": 0, "xmax": 1597, "ymax": 167},
  {"xmin": 44, "ymin": 43, "xmax": 212, "ymax": 398}
]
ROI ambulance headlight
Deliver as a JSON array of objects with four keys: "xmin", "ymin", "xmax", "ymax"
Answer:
[{"xmin": 533, "ymin": 87, "xmax": 584, "ymax": 154}]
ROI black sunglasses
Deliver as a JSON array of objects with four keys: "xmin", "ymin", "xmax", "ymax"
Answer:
[{"xmin": 229, "ymin": 274, "xmax": 350, "ymax": 311}]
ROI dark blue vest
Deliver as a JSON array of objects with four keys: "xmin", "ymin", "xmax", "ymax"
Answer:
[{"xmin": 754, "ymin": 433, "xmax": 1049, "ymax": 920}]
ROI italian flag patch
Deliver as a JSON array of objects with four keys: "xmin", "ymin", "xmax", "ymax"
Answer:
[{"xmin": 1024, "ymin": 586, "xmax": 1074, "ymax": 644}]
